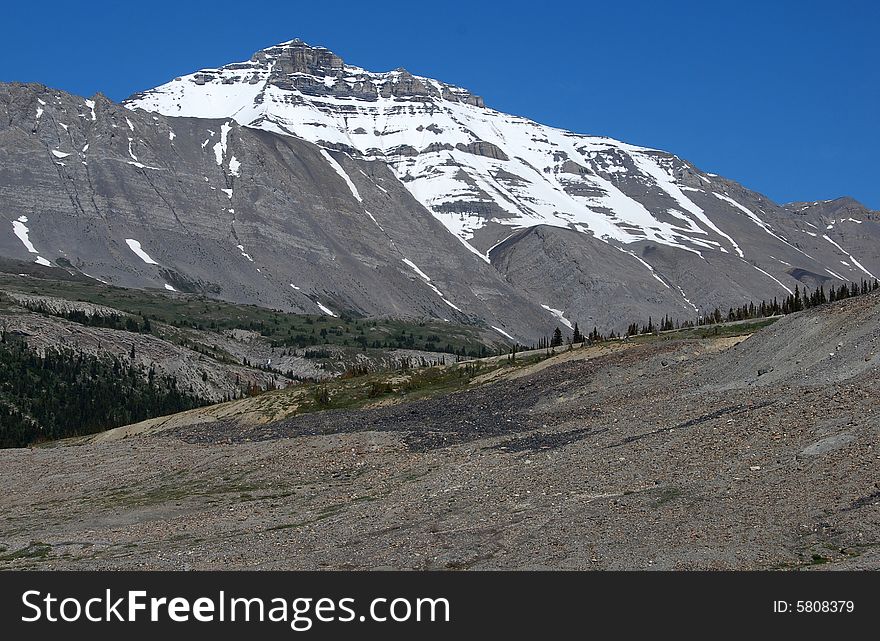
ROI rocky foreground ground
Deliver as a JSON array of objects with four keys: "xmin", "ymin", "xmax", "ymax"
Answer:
[{"xmin": 1, "ymin": 293, "xmax": 879, "ymax": 570}]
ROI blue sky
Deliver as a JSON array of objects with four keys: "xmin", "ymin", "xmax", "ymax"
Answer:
[{"xmin": 2, "ymin": 0, "xmax": 878, "ymax": 208}]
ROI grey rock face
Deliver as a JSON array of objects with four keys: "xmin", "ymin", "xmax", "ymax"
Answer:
[
  {"xmin": 780, "ymin": 197, "xmax": 880, "ymax": 277},
  {"xmin": 120, "ymin": 39, "xmax": 880, "ymax": 334},
  {"xmin": 2, "ymin": 38, "xmax": 879, "ymax": 340},
  {"xmin": 129, "ymin": 39, "xmax": 485, "ymax": 107},
  {"xmin": 455, "ymin": 141, "xmax": 509, "ymax": 161},
  {"xmin": 0, "ymin": 83, "xmax": 545, "ymax": 342}
]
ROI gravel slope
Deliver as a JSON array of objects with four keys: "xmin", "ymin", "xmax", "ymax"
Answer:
[{"xmin": 1, "ymin": 294, "xmax": 878, "ymax": 570}]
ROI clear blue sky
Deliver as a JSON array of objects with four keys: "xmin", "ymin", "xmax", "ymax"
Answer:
[{"xmin": 2, "ymin": 0, "xmax": 877, "ymax": 208}]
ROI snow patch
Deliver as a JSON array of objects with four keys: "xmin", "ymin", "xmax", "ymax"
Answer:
[
  {"xmin": 213, "ymin": 121, "xmax": 232, "ymax": 166},
  {"xmin": 632, "ymin": 154, "xmax": 743, "ymax": 257},
  {"xmin": 236, "ymin": 244, "xmax": 254, "ymax": 262},
  {"xmin": 364, "ymin": 210, "xmax": 385, "ymax": 232},
  {"xmin": 402, "ymin": 258, "xmax": 432, "ymax": 282},
  {"xmin": 316, "ymin": 301, "xmax": 337, "ymax": 317},
  {"xmin": 126, "ymin": 161, "xmax": 164, "ymax": 170},
  {"xmin": 750, "ymin": 264, "xmax": 793, "ymax": 295},
  {"xmin": 125, "ymin": 238, "xmax": 159, "ymax": 265},
  {"xmin": 491, "ymin": 326, "xmax": 515, "ymax": 341},
  {"xmin": 822, "ymin": 235, "xmax": 876, "ymax": 278},
  {"xmin": 401, "ymin": 258, "xmax": 462, "ymax": 311},
  {"xmin": 12, "ymin": 216, "xmax": 38, "ymax": 253},
  {"xmin": 676, "ymin": 285, "xmax": 699, "ymax": 313},
  {"xmin": 618, "ymin": 247, "xmax": 670, "ymax": 289},
  {"xmin": 540, "ymin": 304, "xmax": 573, "ymax": 329},
  {"xmin": 320, "ymin": 149, "xmax": 362, "ymax": 202}
]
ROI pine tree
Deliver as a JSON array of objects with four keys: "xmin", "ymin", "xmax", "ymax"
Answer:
[
  {"xmin": 550, "ymin": 327, "xmax": 563, "ymax": 348},
  {"xmin": 572, "ymin": 323, "xmax": 582, "ymax": 344}
]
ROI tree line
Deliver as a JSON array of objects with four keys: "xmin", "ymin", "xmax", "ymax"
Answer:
[
  {"xmin": 0, "ymin": 337, "xmax": 208, "ymax": 448},
  {"xmin": 22, "ymin": 303, "xmax": 153, "ymax": 333},
  {"xmin": 536, "ymin": 278, "xmax": 879, "ymax": 348}
]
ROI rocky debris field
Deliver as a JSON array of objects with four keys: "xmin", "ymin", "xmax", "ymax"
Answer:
[{"xmin": 1, "ymin": 293, "xmax": 879, "ymax": 570}]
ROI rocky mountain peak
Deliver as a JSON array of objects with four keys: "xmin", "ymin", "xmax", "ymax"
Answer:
[
  {"xmin": 254, "ymin": 38, "xmax": 345, "ymax": 76},
  {"xmin": 785, "ymin": 196, "xmax": 878, "ymax": 222},
  {"xmin": 120, "ymin": 38, "xmax": 880, "ymax": 317},
  {"xmin": 141, "ymin": 37, "xmax": 486, "ymax": 108}
]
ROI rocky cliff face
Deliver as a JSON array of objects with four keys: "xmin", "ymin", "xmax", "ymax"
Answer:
[
  {"xmin": 1, "ymin": 38, "xmax": 878, "ymax": 340},
  {"xmin": 0, "ymin": 82, "xmax": 548, "ymax": 342}
]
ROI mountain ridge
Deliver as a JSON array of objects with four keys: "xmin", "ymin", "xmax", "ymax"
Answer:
[
  {"xmin": 124, "ymin": 39, "xmax": 878, "ymax": 269},
  {"xmin": 1, "ymin": 38, "xmax": 878, "ymax": 339}
]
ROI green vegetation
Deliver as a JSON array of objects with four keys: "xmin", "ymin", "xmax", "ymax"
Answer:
[
  {"xmin": 281, "ymin": 314, "xmax": 771, "ymax": 424},
  {"xmin": 0, "ymin": 272, "xmax": 496, "ymax": 357},
  {"xmin": 3, "ymin": 267, "xmax": 873, "ymax": 449},
  {"xmin": 652, "ymin": 486, "xmax": 683, "ymax": 507},
  {"xmin": 626, "ymin": 318, "xmax": 780, "ymax": 343},
  {"xmin": 0, "ymin": 542, "xmax": 52, "ymax": 561},
  {"xmin": 542, "ymin": 279, "xmax": 879, "ymax": 348},
  {"xmin": 0, "ymin": 338, "xmax": 209, "ymax": 448},
  {"xmin": 287, "ymin": 354, "xmax": 545, "ymax": 418},
  {"xmin": 99, "ymin": 473, "xmax": 265, "ymax": 509},
  {"xmin": 21, "ymin": 304, "xmax": 152, "ymax": 333}
]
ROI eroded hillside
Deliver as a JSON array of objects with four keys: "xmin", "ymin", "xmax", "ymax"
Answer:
[{"xmin": 1, "ymin": 293, "xmax": 877, "ymax": 569}]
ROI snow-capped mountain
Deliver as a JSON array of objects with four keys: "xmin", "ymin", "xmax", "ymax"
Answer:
[
  {"xmin": 126, "ymin": 39, "xmax": 879, "ymax": 265},
  {"xmin": 1, "ymin": 39, "xmax": 877, "ymax": 341},
  {"xmin": 124, "ymin": 40, "xmax": 879, "ymax": 320},
  {"xmin": 127, "ymin": 39, "xmax": 761, "ymax": 262}
]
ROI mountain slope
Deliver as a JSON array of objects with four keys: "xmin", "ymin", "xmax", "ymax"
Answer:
[
  {"xmin": 3, "ymin": 292, "xmax": 879, "ymax": 569},
  {"xmin": 0, "ymin": 82, "xmax": 550, "ymax": 341},
  {"xmin": 124, "ymin": 39, "xmax": 880, "ymax": 327},
  {"xmin": 1, "ymin": 39, "xmax": 878, "ymax": 339}
]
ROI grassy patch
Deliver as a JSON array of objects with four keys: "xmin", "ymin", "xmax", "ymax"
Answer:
[
  {"xmin": 651, "ymin": 487, "xmax": 682, "ymax": 507},
  {"xmin": 289, "ymin": 360, "xmax": 506, "ymax": 418},
  {"xmin": 100, "ymin": 472, "xmax": 266, "ymax": 508},
  {"xmin": 0, "ymin": 541, "xmax": 52, "ymax": 561}
]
